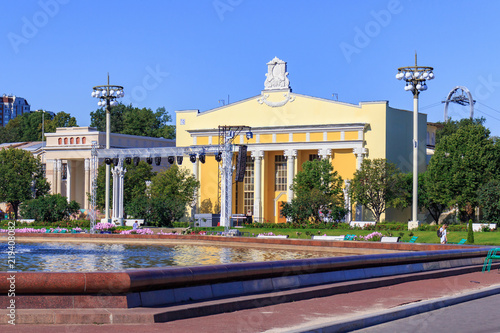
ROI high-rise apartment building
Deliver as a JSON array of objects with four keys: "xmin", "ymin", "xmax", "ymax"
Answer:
[{"xmin": 1, "ymin": 94, "xmax": 31, "ymax": 126}]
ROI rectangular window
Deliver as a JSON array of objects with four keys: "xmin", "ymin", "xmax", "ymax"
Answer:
[
  {"xmin": 274, "ymin": 155, "xmax": 287, "ymax": 191},
  {"xmin": 309, "ymin": 154, "xmax": 319, "ymax": 161},
  {"xmin": 244, "ymin": 159, "xmax": 254, "ymax": 213},
  {"xmin": 62, "ymin": 163, "xmax": 67, "ymax": 180},
  {"xmin": 41, "ymin": 164, "xmax": 46, "ymax": 177}
]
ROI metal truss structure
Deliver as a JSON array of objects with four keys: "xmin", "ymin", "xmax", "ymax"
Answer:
[
  {"xmin": 90, "ymin": 141, "xmax": 100, "ymax": 233},
  {"xmin": 92, "ymin": 125, "xmax": 251, "ymax": 230}
]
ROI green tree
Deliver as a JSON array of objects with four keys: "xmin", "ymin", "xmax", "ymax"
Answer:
[
  {"xmin": 401, "ymin": 172, "xmax": 448, "ymax": 223},
  {"xmin": 435, "ymin": 118, "xmax": 485, "ymax": 146},
  {"xmin": 90, "ymin": 104, "xmax": 175, "ymax": 139},
  {"xmin": 467, "ymin": 219, "xmax": 474, "ymax": 244},
  {"xmin": 349, "ymin": 158, "xmax": 405, "ymax": 223},
  {"xmin": 477, "ymin": 178, "xmax": 500, "ymax": 224},
  {"xmin": 0, "ymin": 122, "xmax": 18, "ymax": 143},
  {"xmin": 44, "ymin": 111, "xmax": 77, "ymax": 133},
  {"xmin": 427, "ymin": 120, "xmax": 500, "ymax": 221},
  {"xmin": 148, "ymin": 165, "xmax": 199, "ymax": 226},
  {"xmin": 20, "ymin": 194, "xmax": 80, "ymax": 222},
  {"xmin": 0, "ymin": 111, "xmax": 75, "ymax": 144},
  {"xmin": 0, "ymin": 148, "xmax": 50, "ymax": 219},
  {"xmin": 280, "ymin": 159, "xmax": 346, "ymax": 223}
]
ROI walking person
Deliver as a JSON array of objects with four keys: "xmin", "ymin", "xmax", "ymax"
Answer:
[{"xmin": 440, "ymin": 224, "xmax": 448, "ymax": 244}]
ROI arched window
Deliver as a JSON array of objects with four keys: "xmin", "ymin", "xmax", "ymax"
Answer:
[
  {"xmin": 58, "ymin": 138, "xmax": 62, "ymax": 145},
  {"xmin": 82, "ymin": 137, "xmax": 86, "ymax": 144},
  {"xmin": 64, "ymin": 138, "xmax": 68, "ymax": 145},
  {"xmin": 76, "ymin": 137, "xmax": 80, "ymax": 144},
  {"xmin": 70, "ymin": 137, "xmax": 74, "ymax": 144}
]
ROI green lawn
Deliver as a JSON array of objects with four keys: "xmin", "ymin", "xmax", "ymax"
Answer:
[{"xmin": 203, "ymin": 227, "xmax": 499, "ymax": 246}]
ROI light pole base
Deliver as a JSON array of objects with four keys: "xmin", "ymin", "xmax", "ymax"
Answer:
[{"xmin": 408, "ymin": 220, "xmax": 420, "ymax": 231}]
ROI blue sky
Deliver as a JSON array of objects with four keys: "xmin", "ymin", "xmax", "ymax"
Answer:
[{"xmin": 3, "ymin": 0, "xmax": 500, "ymax": 136}]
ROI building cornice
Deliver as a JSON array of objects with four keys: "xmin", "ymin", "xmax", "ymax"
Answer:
[{"xmin": 187, "ymin": 123, "xmax": 368, "ymax": 136}]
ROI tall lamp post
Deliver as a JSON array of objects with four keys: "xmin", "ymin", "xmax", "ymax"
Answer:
[
  {"xmin": 92, "ymin": 75, "xmax": 124, "ymax": 223},
  {"xmin": 396, "ymin": 54, "xmax": 434, "ymax": 225}
]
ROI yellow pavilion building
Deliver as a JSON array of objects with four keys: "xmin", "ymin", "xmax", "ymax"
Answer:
[{"xmin": 176, "ymin": 57, "xmax": 426, "ymax": 223}]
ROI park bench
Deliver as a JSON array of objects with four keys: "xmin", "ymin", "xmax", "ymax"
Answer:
[
  {"xmin": 448, "ymin": 239, "xmax": 466, "ymax": 245},
  {"xmin": 312, "ymin": 235, "xmax": 345, "ymax": 241},
  {"xmin": 482, "ymin": 248, "xmax": 500, "ymax": 272},
  {"xmin": 407, "ymin": 236, "xmax": 418, "ymax": 243},
  {"xmin": 256, "ymin": 234, "xmax": 289, "ymax": 239},
  {"xmin": 381, "ymin": 236, "xmax": 400, "ymax": 243}
]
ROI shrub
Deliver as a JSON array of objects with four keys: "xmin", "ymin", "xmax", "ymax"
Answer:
[
  {"xmin": 173, "ymin": 222, "xmax": 189, "ymax": 228},
  {"xmin": 467, "ymin": 219, "xmax": 474, "ymax": 243},
  {"xmin": 20, "ymin": 194, "xmax": 80, "ymax": 222}
]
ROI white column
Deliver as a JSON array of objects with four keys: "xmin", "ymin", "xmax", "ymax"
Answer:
[
  {"xmin": 111, "ymin": 161, "xmax": 126, "ymax": 226},
  {"xmin": 251, "ymin": 151, "xmax": 263, "ymax": 222},
  {"xmin": 318, "ymin": 148, "xmax": 332, "ymax": 161},
  {"xmin": 352, "ymin": 148, "xmax": 367, "ymax": 221},
  {"xmin": 66, "ymin": 160, "xmax": 71, "ymax": 202},
  {"xmin": 84, "ymin": 159, "xmax": 90, "ymax": 210},
  {"xmin": 193, "ymin": 158, "xmax": 199, "ymax": 210},
  {"xmin": 56, "ymin": 159, "xmax": 62, "ymax": 195},
  {"xmin": 112, "ymin": 166, "xmax": 118, "ymax": 221},
  {"xmin": 284, "ymin": 149, "xmax": 297, "ymax": 202},
  {"xmin": 52, "ymin": 160, "xmax": 58, "ymax": 194},
  {"xmin": 344, "ymin": 179, "xmax": 351, "ymax": 223},
  {"xmin": 353, "ymin": 147, "xmax": 368, "ymax": 170}
]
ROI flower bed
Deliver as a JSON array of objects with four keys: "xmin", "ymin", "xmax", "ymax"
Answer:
[
  {"xmin": 0, "ymin": 227, "xmax": 84, "ymax": 234},
  {"xmin": 119, "ymin": 228, "xmax": 154, "ymax": 235}
]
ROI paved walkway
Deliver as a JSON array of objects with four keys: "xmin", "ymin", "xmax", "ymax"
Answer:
[{"xmin": 2, "ymin": 269, "xmax": 500, "ymax": 332}]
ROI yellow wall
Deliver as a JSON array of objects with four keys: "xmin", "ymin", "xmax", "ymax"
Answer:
[
  {"xmin": 327, "ymin": 132, "xmax": 341, "ymax": 141},
  {"xmin": 276, "ymin": 133, "xmax": 289, "ymax": 143},
  {"xmin": 293, "ymin": 133, "xmax": 306, "ymax": 142},
  {"xmin": 263, "ymin": 151, "xmax": 288, "ymax": 223},
  {"xmin": 260, "ymin": 134, "xmax": 272, "ymax": 143},
  {"xmin": 197, "ymin": 136, "xmax": 209, "ymax": 145},
  {"xmin": 199, "ymin": 156, "xmax": 219, "ymax": 212},
  {"xmin": 332, "ymin": 149, "xmax": 357, "ymax": 181},
  {"xmin": 344, "ymin": 131, "xmax": 358, "ymax": 140},
  {"xmin": 310, "ymin": 132, "xmax": 323, "ymax": 142}
]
